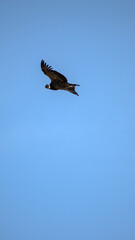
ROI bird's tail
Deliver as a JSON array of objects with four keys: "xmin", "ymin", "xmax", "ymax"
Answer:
[
  {"xmin": 73, "ymin": 84, "xmax": 80, "ymax": 86},
  {"xmin": 67, "ymin": 85, "xmax": 79, "ymax": 96},
  {"xmin": 69, "ymin": 88, "xmax": 79, "ymax": 96}
]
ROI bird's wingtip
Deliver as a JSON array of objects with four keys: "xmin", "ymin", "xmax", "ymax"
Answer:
[{"xmin": 41, "ymin": 59, "xmax": 45, "ymax": 68}]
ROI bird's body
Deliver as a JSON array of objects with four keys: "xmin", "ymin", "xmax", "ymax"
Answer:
[{"xmin": 41, "ymin": 60, "xmax": 80, "ymax": 96}]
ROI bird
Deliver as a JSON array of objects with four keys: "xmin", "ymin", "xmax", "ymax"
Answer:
[{"xmin": 41, "ymin": 60, "xmax": 80, "ymax": 96}]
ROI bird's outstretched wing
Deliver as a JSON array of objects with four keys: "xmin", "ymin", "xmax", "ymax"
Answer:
[{"xmin": 41, "ymin": 60, "xmax": 67, "ymax": 83}]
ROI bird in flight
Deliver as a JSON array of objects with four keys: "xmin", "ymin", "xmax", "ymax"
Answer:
[{"xmin": 41, "ymin": 60, "xmax": 80, "ymax": 96}]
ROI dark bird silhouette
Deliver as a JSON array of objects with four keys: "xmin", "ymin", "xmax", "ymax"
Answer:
[{"xmin": 41, "ymin": 60, "xmax": 80, "ymax": 96}]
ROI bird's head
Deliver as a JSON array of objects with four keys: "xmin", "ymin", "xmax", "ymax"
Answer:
[{"xmin": 45, "ymin": 84, "xmax": 51, "ymax": 89}]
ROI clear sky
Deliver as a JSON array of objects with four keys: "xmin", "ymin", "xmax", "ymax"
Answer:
[{"xmin": 0, "ymin": 0, "xmax": 135, "ymax": 239}]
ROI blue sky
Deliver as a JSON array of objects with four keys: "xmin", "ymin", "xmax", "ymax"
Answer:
[{"xmin": 0, "ymin": 0, "xmax": 135, "ymax": 239}]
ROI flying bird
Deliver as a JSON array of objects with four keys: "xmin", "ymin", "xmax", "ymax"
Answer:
[{"xmin": 41, "ymin": 60, "xmax": 80, "ymax": 96}]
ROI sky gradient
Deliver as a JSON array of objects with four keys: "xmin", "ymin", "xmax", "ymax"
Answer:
[{"xmin": 0, "ymin": 0, "xmax": 135, "ymax": 239}]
